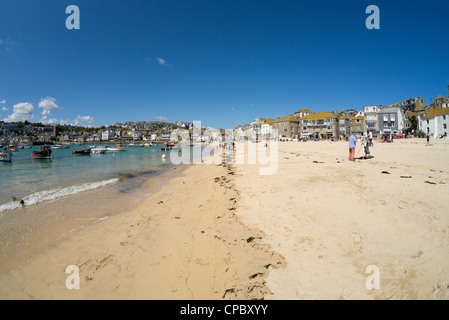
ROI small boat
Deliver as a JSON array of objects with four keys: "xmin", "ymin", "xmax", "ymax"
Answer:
[
  {"xmin": 91, "ymin": 149, "xmax": 106, "ymax": 155},
  {"xmin": 32, "ymin": 146, "xmax": 52, "ymax": 159},
  {"xmin": 72, "ymin": 148, "xmax": 91, "ymax": 155},
  {"xmin": 91, "ymin": 146, "xmax": 108, "ymax": 152},
  {"xmin": 6, "ymin": 145, "xmax": 17, "ymax": 152},
  {"xmin": 143, "ymin": 142, "xmax": 155, "ymax": 147},
  {"xmin": 106, "ymin": 145, "xmax": 126, "ymax": 152},
  {"xmin": 0, "ymin": 151, "xmax": 12, "ymax": 162},
  {"xmin": 161, "ymin": 143, "xmax": 178, "ymax": 151},
  {"xmin": 52, "ymin": 145, "xmax": 64, "ymax": 149},
  {"xmin": 18, "ymin": 145, "xmax": 25, "ymax": 149},
  {"xmin": 128, "ymin": 143, "xmax": 141, "ymax": 147}
]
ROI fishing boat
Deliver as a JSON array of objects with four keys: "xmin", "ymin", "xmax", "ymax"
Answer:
[
  {"xmin": 106, "ymin": 145, "xmax": 126, "ymax": 152},
  {"xmin": 91, "ymin": 145, "xmax": 108, "ymax": 152},
  {"xmin": 161, "ymin": 143, "xmax": 178, "ymax": 151},
  {"xmin": 0, "ymin": 151, "xmax": 12, "ymax": 162},
  {"xmin": 6, "ymin": 145, "xmax": 17, "ymax": 152},
  {"xmin": 72, "ymin": 148, "xmax": 91, "ymax": 155},
  {"xmin": 32, "ymin": 146, "xmax": 52, "ymax": 159}
]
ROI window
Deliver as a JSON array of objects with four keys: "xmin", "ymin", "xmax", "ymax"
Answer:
[
  {"xmin": 303, "ymin": 127, "xmax": 307, "ymax": 131},
  {"xmin": 427, "ymin": 128, "xmax": 430, "ymax": 133},
  {"xmin": 427, "ymin": 119, "xmax": 429, "ymax": 124},
  {"xmin": 443, "ymin": 115, "xmax": 447, "ymax": 120},
  {"xmin": 444, "ymin": 124, "xmax": 447, "ymax": 129}
]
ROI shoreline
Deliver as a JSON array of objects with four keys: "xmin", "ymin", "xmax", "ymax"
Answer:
[
  {"xmin": 1, "ymin": 138, "xmax": 448, "ymax": 300},
  {"xmin": 0, "ymin": 162, "xmax": 186, "ymax": 278},
  {"xmin": 0, "ymin": 149, "xmax": 284, "ymax": 299}
]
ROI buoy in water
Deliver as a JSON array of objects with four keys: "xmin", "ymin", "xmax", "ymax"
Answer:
[{"xmin": 162, "ymin": 154, "xmax": 166, "ymax": 159}]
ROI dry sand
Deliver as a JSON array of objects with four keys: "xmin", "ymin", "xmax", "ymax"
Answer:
[
  {"xmin": 0, "ymin": 137, "xmax": 448, "ymax": 300},
  {"xmin": 235, "ymin": 137, "xmax": 449, "ymax": 300}
]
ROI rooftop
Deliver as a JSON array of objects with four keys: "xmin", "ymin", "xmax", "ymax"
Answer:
[
  {"xmin": 301, "ymin": 112, "xmax": 336, "ymax": 120},
  {"xmin": 273, "ymin": 115, "xmax": 299, "ymax": 122}
]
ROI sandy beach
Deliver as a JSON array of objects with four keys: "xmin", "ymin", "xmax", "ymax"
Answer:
[{"xmin": 0, "ymin": 137, "xmax": 448, "ymax": 300}]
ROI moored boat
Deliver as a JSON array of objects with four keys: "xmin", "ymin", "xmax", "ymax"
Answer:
[
  {"xmin": 161, "ymin": 143, "xmax": 178, "ymax": 151},
  {"xmin": 72, "ymin": 148, "xmax": 91, "ymax": 155},
  {"xmin": 52, "ymin": 145, "xmax": 64, "ymax": 149},
  {"xmin": 0, "ymin": 151, "xmax": 12, "ymax": 162},
  {"xmin": 143, "ymin": 142, "xmax": 155, "ymax": 147},
  {"xmin": 106, "ymin": 145, "xmax": 126, "ymax": 152},
  {"xmin": 90, "ymin": 146, "xmax": 108, "ymax": 152},
  {"xmin": 32, "ymin": 146, "xmax": 52, "ymax": 159}
]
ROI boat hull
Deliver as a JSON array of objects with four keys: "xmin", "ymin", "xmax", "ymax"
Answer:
[
  {"xmin": 33, "ymin": 151, "xmax": 52, "ymax": 159},
  {"xmin": 0, "ymin": 152, "xmax": 12, "ymax": 162},
  {"xmin": 32, "ymin": 146, "xmax": 52, "ymax": 159},
  {"xmin": 72, "ymin": 149, "xmax": 91, "ymax": 155}
]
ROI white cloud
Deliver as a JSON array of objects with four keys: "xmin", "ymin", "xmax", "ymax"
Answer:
[
  {"xmin": 3, "ymin": 102, "xmax": 34, "ymax": 122},
  {"xmin": 74, "ymin": 115, "xmax": 94, "ymax": 126},
  {"xmin": 38, "ymin": 97, "xmax": 59, "ymax": 115},
  {"xmin": 1, "ymin": 107, "xmax": 8, "ymax": 111},
  {"xmin": 156, "ymin": 58, "xmax": 173, "ymax": 67},
  {"xmin": 0, "ymin": 100, "xmax": 6, "ymax": 104},
  {"xmin": 154, "ymin": 116, "xmax": 168, "ymax": 121}
]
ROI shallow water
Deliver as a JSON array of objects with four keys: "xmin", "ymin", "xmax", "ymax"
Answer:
[{"xmin": 0, "ymin": 144, "xmax": 201, "ymax": 276}]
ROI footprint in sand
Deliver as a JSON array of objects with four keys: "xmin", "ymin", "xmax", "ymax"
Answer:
[{"xmin": 352, "ymin": 232, "xmax": 363, "ymax": 244}]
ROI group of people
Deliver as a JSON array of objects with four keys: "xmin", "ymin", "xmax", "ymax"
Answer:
[{"xmin": 348, "ymin": 131, "xmax": 373, "ymax": 161}]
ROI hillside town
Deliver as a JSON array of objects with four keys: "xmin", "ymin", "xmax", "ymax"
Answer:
[
  {"xmin": 235, "ymin": 94, "xmax": 449, "ymax": 141},
  {"xmin": 1, "ymin": 94, "xmax": 449, "ymax": 146}
]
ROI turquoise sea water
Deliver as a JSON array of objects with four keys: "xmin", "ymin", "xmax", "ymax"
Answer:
[{"xmin": 0, "ymin": 144, "xmax": 180, "ymax": 212}]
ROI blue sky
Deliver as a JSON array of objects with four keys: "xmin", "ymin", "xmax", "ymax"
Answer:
[{"xmin": 1, "ymin": 0, "xmax": 448, "ymax": 129}]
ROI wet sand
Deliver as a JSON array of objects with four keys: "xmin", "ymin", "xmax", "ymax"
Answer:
[{"xmin": 0, "ymin": 151, "xmax": 283, "ymax": 299}]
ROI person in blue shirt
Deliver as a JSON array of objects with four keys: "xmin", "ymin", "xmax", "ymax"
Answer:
[{"xmin": 349, "ymin": 133, "xmax": 357, "ymax": 161}]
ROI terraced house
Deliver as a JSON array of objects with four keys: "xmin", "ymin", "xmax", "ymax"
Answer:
[
  {"xmin": 363, "ymin": 105, "xmax": 380, "ymax": 135},
  {"xmin": 301, "ymin": 112, "xmax": 339, "ymax": 139},
  {"xmin": 422, "ymin": 105, "xmax": 449, "ymax": 138},
  {"xmin": 272, "ymin": 115, "xmax": 300, "ymax": 139},
  {"xmin": 389, "ymin": 97, "xmax": 427, "ymax": 113},
  {"xmin": 378, "ymin": 107, "xmax": 404, "ymax": 135},
  {"xmin": 350, "ymin": 112, "xmax": 366, "ymax": 136},
  {"xmin": 338, "ymin": 115, "xmax": 351, "ymax": 138}
]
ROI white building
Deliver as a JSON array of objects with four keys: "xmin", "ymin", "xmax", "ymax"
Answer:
[
  {"xmin": 101, "ymin": 130, "xmax": 116, "ymax": 141},
  {"xmin": 422, "ymin": 106, "xmax": 449, "ymax": 138}
]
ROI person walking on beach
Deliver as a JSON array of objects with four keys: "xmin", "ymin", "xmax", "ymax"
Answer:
[
  {"xmin": 427, "ymin": 134, "xmax": 430, "ymax": 145},
  {"xmin": 349, "ymin": 133, "xmax": 356, "ymax": 161},
  {"xmin": 368, "ymin": 130, "xmax": 373, "ymax": 147}
]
